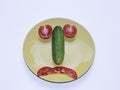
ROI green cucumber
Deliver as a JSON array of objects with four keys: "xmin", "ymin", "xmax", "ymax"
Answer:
[{"xmin": 52, "ymin": 26, "xmax": 64, "ymax": 65}]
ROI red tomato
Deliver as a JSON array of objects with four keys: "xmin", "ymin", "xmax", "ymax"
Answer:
[
  {"xmin": 64, "ymin": 67, "xmax": 77, "ymax": 79},
  {"xmin": 63, "ymin": 24, "xmax": 77, "ymax": 38},
  {"xmin": 37, "ymin": 66, "xmax": 54, "ymax": 76},
  {"xmin": 37, "ymin": 66, "xmax": 77, "ymax": 80},
  {"xmin": 53, "ymin": 66, "xmax": 66, "ymax": 73},
  {"xmin": 53, "ymin": 67, "xmax": 77, "ymax": 79},
  {"xmin": 38, "ymin": 25, "xmax": 52, "ymax": 39}
]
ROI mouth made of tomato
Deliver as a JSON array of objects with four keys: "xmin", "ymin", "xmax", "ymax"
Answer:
[{"xmin": 37, "ymin": 66, "xmax": 78, "ymax": 80}]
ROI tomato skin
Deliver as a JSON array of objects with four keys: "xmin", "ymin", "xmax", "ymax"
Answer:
[
  {"xmin": 37, "ymin": 66, "xmax": 77, "ymax": 80},
  {"xmin": 63, "ymin": 24, "xmax": 77, "ymax": 38},
  {"xmin": 38, "ymin": 25, "xmax": 52, "ymax": 39}
]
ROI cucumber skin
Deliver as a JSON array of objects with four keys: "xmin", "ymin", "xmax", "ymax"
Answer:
[{"xmin": 52, "ymin": 26, "xmax": 64, "ymax": 65}]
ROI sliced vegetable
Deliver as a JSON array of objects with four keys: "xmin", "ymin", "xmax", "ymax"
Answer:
[
  {"xmin": 64, "ymin": 67, "xmax": 77, "ymax": 79},
  {"xmin": 38, "ymin": 25, "xmax": 52, "ymax": 39},
  {"xmin": 37, "ymin": 66, "xmax": 77, "ymax": 80},
  {"xmin": 53, "ymin": 66, "xmax": 66, "ymax": 73},
  {"xmin": 63, "ymin": 24, "xmax": 77, "ymax": 38},
  {"xmin": 52, "ymin": 26, "xmax": 64, "ymax": 65},
  {"xmin": 53, "ymin": 67, "xmax": 77, "ymax": 79},
  {"xmin": 37, "ymin": 66, "xmax": 54, "ymax": 76}
]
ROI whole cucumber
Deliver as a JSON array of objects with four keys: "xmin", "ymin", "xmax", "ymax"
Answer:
[{"xmin": 52, "ymin": 26, "xmax": 64, "ymax": 65}]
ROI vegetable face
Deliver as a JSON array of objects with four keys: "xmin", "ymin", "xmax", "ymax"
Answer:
[{"xmin": 37, "ymin": 25, "xmax": 78, "ymax": 80}]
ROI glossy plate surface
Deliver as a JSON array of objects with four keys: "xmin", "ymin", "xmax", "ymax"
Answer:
[{"xmin": 23, "ymin": 18, "xmax": 95, "ymax": 83}]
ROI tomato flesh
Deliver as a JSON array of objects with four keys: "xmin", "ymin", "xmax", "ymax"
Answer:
[
  {"xmin": 38, "ymin": 25, "xmax": 52, "ymax": 39},
  {"xmin": 37, "ymin": 66, "xmax": 77, "ymax": 80},
  {"xmin": 63, "ymin": 24, "xmax": 77, "ymax": 38}
]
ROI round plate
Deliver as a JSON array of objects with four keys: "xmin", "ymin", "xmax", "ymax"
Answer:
[{"xmin": 23, "ymin": 18, "xmax": 95, "ymax": 83}]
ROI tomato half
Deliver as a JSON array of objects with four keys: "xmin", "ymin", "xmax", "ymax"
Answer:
[
  {"xmin": 38, "ymin": 25, "xmax": 52, "ymax": 39},
  {"xmin": 37, "ymin": 66, "xmax": 77, "ymax": 80},
  {"xmin": 63, "ymin": 24, "xmax": 77, "ymax": 38}
]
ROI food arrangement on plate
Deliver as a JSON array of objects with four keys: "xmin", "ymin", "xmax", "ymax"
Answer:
[
  {"xmin": 23, "ymin": 18, "xmax": 95, "ymax": 83},
  {"xmin": 37, "ymin": 24, "xmax": 77, "ymax": 80}
]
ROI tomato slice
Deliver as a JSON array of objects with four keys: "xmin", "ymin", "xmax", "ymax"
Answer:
[
  {"xmin": 37, "ymin": 66, "xmax": 77, "ymax": 80},
  {"xmin": 53, "ymin": 66, "xmax": 66, "ymax": 73},
  {"xmin": 63, "ymin": 24, "xmax": 77, "ymax": 38},
  {"xmin": 38, "ymin": 25, "xmax": 52, "ymax": 39},
  {"xmin": 64, "ymin": 67, "xmax": 77, "ymax": 79},
  {"xmin": 37, "ymin": 66, "xmax": 54, "ymax": 76},
  {"xmin": 53, "ymin": 66, "xmax": 77, "ymax": 79}
]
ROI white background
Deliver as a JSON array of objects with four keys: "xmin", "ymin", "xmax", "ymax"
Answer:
[{"xmin": 0, "ymin": 0, "xmax": 120, "ymax": 90}]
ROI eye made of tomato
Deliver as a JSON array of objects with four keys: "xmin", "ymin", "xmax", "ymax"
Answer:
[
  {"xmin": 38, "ymin": 25, "xmax": 52, "ymax": 39},
  {"xmin": 63, "ymin": 24, "xmax": 77, "ymax": 38}
]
